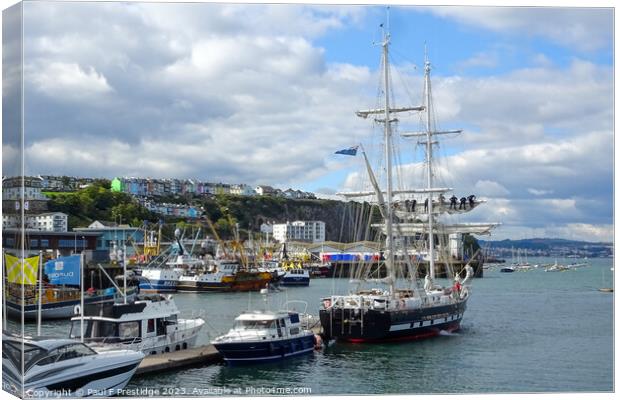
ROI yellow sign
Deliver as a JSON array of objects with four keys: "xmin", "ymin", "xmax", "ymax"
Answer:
[{"xmin": 4, "ymin": 253, "xmax": 40, "ymax": 285}]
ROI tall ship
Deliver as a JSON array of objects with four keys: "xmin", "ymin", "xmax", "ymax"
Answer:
[{"xmin": 319, "ymin": 26, "xmax": 498, "ymax": 342}]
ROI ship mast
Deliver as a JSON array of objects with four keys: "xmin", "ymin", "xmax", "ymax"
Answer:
[
  {"xmin": 355, "ymin": 25, "xmax": 425, "ymax": 294},
  {"xmin": 423, "ymin": 50, "xmax": 437, "ymax": 280},
  {"xmin": 382, "ymin": 27, "xmax": 396, "ymax": 295}
]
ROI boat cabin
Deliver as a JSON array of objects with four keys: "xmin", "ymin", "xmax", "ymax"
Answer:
[
  {"xmin": 229, "ymin": 310, "xmax": 303, "ymax": 341},
  {"xmin": 69, "ymin": 295, "xmax": 180, "ymax": 345}
]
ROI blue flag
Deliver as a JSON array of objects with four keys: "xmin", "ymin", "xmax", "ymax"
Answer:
[
  {"xmin": 44, "ymin": 255, "xmax": 81, "ymax": 285},
  {"xmin": 335, "ymin": 146, "xmax": 359, "ymax": 156}
]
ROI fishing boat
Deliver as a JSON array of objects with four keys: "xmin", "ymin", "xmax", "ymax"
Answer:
[
  {"xmin": 2, "ymin": 333, "xmax": 144, "ymax": 398},
  {"xmin": 280, "ymin": 269, "xmax": 310, "ymax": 286},
  {"xmin": 319, "ymin": 25, "xmax": 498, "ymax": 342},
  {"xmin": 138, "ymin": 229, "xmax": 204, "ymax": 293},
  {"xmin": 177, "ymin": 260, "xmax": 273, "ymax": 292},
  {"xmin": 69, "ymin": 294, "xmax": 205, "ymax": 356},
  {"xmin": 279, "ymin": 264, "xmax": 310, "ymax": 286},
  {"xmin": 212, "ymin": 297, "xmax": 317, "ymax": 364}
]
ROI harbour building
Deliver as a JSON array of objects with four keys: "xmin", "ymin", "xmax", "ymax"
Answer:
[{"xmin": 272, "ymin": 221, "xmax": 325, "ymax": 244}]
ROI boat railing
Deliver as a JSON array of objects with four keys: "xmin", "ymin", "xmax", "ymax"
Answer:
[{"xmin": 281, "ymin": 300, "xmax": 308, "ymax": 315}]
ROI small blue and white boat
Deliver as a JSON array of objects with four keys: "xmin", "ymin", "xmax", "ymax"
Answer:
[
  {"xmin": 280, "ymin": 268, "xmax": 310, "ymax": 286},
  {"xmin": 211, "ymin": 309, "xmax": 317, "ymax": 365}
]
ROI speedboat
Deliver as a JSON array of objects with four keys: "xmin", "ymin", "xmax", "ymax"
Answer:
[
  {"xmin": 2, "ymin": 333, "xmax": 144, "ymax": 398},
  {"xmin": 69, "ymin": 294, "xmax": 204, "ymax": 356},
  {"xmin": 211, "ymin": 309, "xmax": 317, "ymax": 365}
]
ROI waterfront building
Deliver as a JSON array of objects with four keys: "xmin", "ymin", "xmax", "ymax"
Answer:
[
  {"xmin": 74, "ymin": 220, "xmax": 144, "ymax": 256},
  {"xmin": 2, "ymin": 228, "xmax": 100, "ymax": 256},
  {"xmin": 272, "ymin": 220, "xmax": 325, "ymax": 243}
]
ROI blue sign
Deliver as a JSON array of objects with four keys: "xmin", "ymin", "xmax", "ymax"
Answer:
[{"xmin": 44, "ymin": 255, "xmax": 81, "ymax": 285}]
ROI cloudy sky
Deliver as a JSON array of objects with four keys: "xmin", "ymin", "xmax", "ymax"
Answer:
[{"xmin": 2, "ymin": 1, "xmax": 614, "ymax": 241}]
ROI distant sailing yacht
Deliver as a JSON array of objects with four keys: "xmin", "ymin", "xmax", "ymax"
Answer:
[{"xmin": 319, "ymin": 25, "xmax": 498, "ymax": 342}]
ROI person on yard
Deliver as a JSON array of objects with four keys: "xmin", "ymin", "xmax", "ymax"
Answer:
[
  {"xmin": 450, "ymin": 195, "xmax": 458, "ymax": 209},
  {"xmin": 424, "ymin": 198, "xmax": 429, "ymax": 212},
  {"xmin": 468, "ymin": 194, "xmax": 476, "ymax": 209},
  {"xmin": 459, "ymin": 197, "xmax": 467, "ymax": 210}
]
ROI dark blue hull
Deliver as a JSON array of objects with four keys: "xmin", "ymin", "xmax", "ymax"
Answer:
[
  {"xmin": 6, "ymin": 289, "xmax": 137, "ymax": 320},
  {"xmin": 279, "ymin": 277, "xmax": 310, "ymax": 286},
  {"xmin": 213, "ymin": 334, "xmax": 315, "ymax": 365}
]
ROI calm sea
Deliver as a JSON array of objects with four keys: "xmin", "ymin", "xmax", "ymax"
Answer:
[{"xmin": 10, "ymin": 257, "xmax": 614, "ymax": 395}]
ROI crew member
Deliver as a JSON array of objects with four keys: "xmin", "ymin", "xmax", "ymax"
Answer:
[
  {"xmin": 468, "ymin": 194, "xmax": 476, "ymax": 209},
  {"xmin": 424, "ymin": 198, "xmax": 429, "ymax": 212},
  {"xmin": 459, "ymin": 197, "xmax": 467, "ymax": 210},
  {"xmin": 450, "ymin": 195, "xmax": 458, "ymax": 209}
]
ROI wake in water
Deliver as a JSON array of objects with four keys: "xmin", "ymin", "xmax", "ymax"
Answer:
[{"xmin": 439, "ymin": 330, "xmax": 461, "ymax": 337}]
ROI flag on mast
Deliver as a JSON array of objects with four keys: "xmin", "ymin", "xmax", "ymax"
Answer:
[
  {"xmin": 335, "ymin": 146, "xmax": 359, "ymax": 156},
  {"xmin": 4, "ymin": 253, "xmax": 40, "ymax": 285}
]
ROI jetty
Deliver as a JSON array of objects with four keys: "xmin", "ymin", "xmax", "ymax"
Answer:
[{"xmin": 135, "ymin": 345, "xmax": 221, "ymax": 376}]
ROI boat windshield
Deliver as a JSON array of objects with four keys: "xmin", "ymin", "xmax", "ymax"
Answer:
[
  {"xmin": 2, "ymin": 341, "xmax": 46, "ymax": 372},
  {"xmin": 233, "ymin": 320, "xmax": 275, "ymax": 330},
  {"xmin": 32, "ymin": 343, "xmax": 96, "ymax": 368},
  {"xmin": 70, "ymin": 320, "xmax": 118, "ymax": 340}
]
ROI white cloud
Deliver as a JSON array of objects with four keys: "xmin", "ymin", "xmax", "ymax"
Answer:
[
  {"xmin": 457, "ymin": 51, "xmax": 498, "ymax": 70},
  {"xmin": 10, "ymin": 3, "xmax": 612, "ymax": 243},
  {"xmin": 28, "ymin": 62, "xmax": 113, "ymax": 100},
  {"xmin": 528, "ymin": 188, "xmax": 553, "ymax": 196},
  {"xmin": 492, "ymin": 223, "xmax": 612, "ymax": 242},
  {"xmin": 427, "ymin": 7, "xmax": 612, "ymax": 52}
]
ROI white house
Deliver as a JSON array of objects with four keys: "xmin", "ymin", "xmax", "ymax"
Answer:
[
  {"xmin": 3, "ymin": 212, "xmax": 68, "ymax": 232},
  {"xmin": 272, "ymin": 220, "xmax": 325, "ymax": 243}
]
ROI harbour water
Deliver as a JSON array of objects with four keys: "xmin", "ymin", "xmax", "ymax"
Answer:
[{"xmin": 12, "ymin": 257, "xmax": 613, "ymax": 395}]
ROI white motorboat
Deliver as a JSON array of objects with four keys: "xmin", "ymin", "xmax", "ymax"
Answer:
[
  {"xmin": 2, "ymin": 333, "xmax": 144, "ymax": 398},
  {"xmin": 212, "ymin": 309, "xmax": 317, "ymax": 365},
  {"xmin": 69, "ymin": 294, "xmax": 204, "ymax": 356}
]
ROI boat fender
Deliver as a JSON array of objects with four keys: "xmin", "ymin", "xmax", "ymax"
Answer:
[
  {"xmin": 73, "ymin": 305, "xmax": 81, "ymax": 315},
  {"xmin": 314, "ymin": 334, "xmax": 323, "ymax": 350}
]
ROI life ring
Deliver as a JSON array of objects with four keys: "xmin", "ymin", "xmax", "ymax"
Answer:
[{"xmin": 73, "ymin": 305, "xmax": 81, "ymax": 315}]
